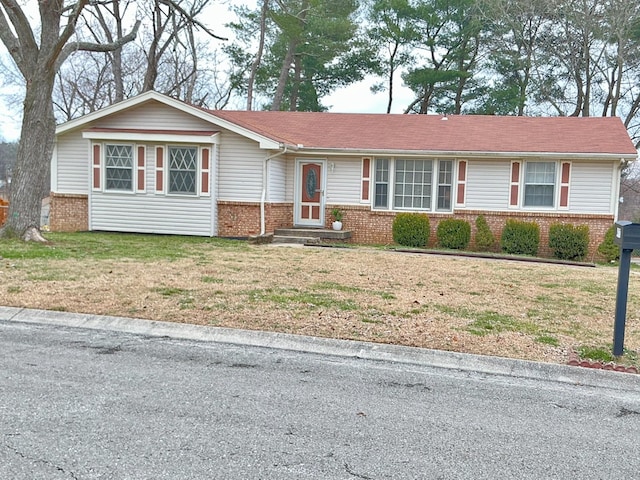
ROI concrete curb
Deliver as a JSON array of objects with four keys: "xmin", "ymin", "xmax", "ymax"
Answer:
[{"xmin": 1, "ymin": 306, "xmax": 639, "ymax": 392}]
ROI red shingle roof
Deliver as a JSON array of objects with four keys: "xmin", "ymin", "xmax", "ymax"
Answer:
[{"xmin": 208, "ymin": 110, "xmax": 637, "ymax": 156}]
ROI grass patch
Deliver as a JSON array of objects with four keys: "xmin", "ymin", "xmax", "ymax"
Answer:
[
  {"xmin": 201, "ymin": 276, "xmax": 223, "ymax": 284},
  {"xmin": 154, "ymin": 287, "xmax": 190, "ymax": 297},
  {"xmin": 433, "ymin": 304, "xmax": 540, "ymax": 337},
  {"xmin": 247, "ymin": 287, "xmax": 358, "ymax": 311},
  {"xmin": 535, "ymin": 335, "xmax": 560, "ymax": 346},
  {"xmin": 577, "ymin": 345, "xmax": 614, "ymax": 363},
  {"xmin": 0, "ymin": 232, "xmax": 247, "ymax": 262}
]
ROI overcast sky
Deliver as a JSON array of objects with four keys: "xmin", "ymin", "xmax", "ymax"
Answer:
[{"xmin": 0, "ymin": 1, "xmax": 415, "ymax": 142}]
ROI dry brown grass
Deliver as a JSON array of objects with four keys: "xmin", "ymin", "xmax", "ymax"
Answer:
[{"xmin": 1, "ymin": 236, "xmax": 638, "ymax": 366}]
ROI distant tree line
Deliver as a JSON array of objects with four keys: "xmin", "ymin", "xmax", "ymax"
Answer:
[{"xmin": 39, "ymin": 0, "xmax": 640, "ymax": 147}]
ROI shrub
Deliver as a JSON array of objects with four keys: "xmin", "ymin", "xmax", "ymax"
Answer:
[
  {"xmin": 392, "ymin": 213, "xmax": 430, "ymax": 248},
  {"xmin": 437, "ymin": 219, "xmax": 471, "ymax": 250},
  {"xmin": 597, "ymin": 225, "xmax": 620, "ymax": 262},
  {"xmin": 500, "ymin": 219, "xmax": 540, "ymax": 256},
  {"xmin": 548, "ymin": 223, "xmax": 589, "ymax": 261},
  {"xmin": 475, "ymin": 215, "xmax": 496, "ymax": 251}
]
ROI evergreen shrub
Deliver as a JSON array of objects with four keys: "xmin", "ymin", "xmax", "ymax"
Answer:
[
  {"xmin": 500, "ymin": 219, "xmax": 540, "ymax": 256},
  {"xmin": 392, "ymin": 213, "xmax": 430, "ymax": 248},
  {"xmin": 597, "ymin": 225, "xmax": 620, "ymax": 262},
  {"xmin": 436, "ymin": 219, "xmax": 471, "ymax": 250},
  {"xmin": 548, "ymin": 223, "xmax": 589, "ymax": 261},
  {"xmin": 475, "ymin": 215, "xmax": 496, "ymax": 251}
]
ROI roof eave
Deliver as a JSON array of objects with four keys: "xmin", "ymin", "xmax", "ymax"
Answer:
[{"xmin": 292, "ymin": 146, "xmax": 638, "ymax": 160}]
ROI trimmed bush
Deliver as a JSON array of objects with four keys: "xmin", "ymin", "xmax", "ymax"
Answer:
[
  {"xmin": 392, "ymin": 213, "xmax": 430, "ymax": 248},
  {"xmin": 597, "ymin": 225, "xmax": 620, "ymax": 262},
  {"xmin": 500, "ymin": 219, "xmax": 540, "ymax": 256},
  {"xmin": 437, "ymin": 219, "xmax": 471, "ymax": 250},
  {"xmin": 475, "ymin": 215, "xmax": 496, "ymax": 251},
  {"xmin": 548, "ymin": 223, "xmax": 589, "ymax": 261}
]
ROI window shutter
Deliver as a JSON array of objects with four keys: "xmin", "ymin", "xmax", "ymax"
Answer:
[
  {"xmin": 92, "ymin": 143, "xmax": 101, "ymax": 191},
  {"xmin": 200, "ymin": 147, "xmax": 210, "ymax": 196},
  {"xmin": 155, "ymin": 146, "xmax": 164, "ymax": 193},
  {"xmin": 361, "ymin": 157, "xmax": 371, "ymax": 202},
  {"xmin": 510, "ymin": 161, "xmax": 520, "ymax": 207},
  {"xmin": 136, "ymin": 145, "xmax": 146, "ymax": 192},
  {"xmin": 456, "ymin": 160, "xmax": 467, "ymax": 206},
  {"xmin": 559, "ymin": 162, "xmax": 571, "ymax": 208}
]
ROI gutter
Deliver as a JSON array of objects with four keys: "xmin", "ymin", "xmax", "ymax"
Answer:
[
  {"xmin": 260, "ymin": 144, "xmax": 289, "ymax": 235},
  {"xmin": 289, "ymin": 147, "xmax": 638, "ymax": 161}
]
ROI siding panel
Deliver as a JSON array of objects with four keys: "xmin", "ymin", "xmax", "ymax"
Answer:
[
  {"xmin": 325, "ymin": 158, "xmax": 361, "ymax": 205},
  {"xmin": 55, "ymin": 130, "xmax": 90, "ymax": 193},
  {"xmin": 569, "ymin": 161, "xmax": 614, "ymax": 214},
  {"xmin": 90, "ymin": 193, "xmax": 213, "ymax": 236},
  {"xmin": 217, "ymin": 131, "xmax": 264, "ymax": 201},
  {"xmin": 97, "ymin": 101, "xmax": 215, "ymax": 131},
  {"xmin": 268, "ymin": 157, "xmax": 287, "ymax": 202},
  {"xmin": 465, "ymin": 161, "xmax": 511, "ymax": 210}
]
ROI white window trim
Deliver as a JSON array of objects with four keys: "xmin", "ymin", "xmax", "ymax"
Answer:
[
  {"xmin": 104, "ymin": 142, "xmax": 135, "ymax": 194},
  {"xmin": 167, "ymin": 145, "xmax": 199, "ymax": 197},
  {"xmin": 522, "ymin": 160, "xmax": 559, "ymax": 210},
  {"xmin": 372, "ymin": 157, "xmax": 455, "ymax": 213}
]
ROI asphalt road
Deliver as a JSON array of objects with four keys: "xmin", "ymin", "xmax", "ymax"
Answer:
[{"xmin": 1, "ymin": 318, "xmax": 640, "ymax": 480}]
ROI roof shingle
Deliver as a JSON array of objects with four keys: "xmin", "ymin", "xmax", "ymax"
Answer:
[{"xmin": 208, "ymin": 110, "xmax": 638, "ymax": 156}]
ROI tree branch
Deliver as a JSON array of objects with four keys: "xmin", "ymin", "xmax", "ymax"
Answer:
[
  {"xmin": 0, "ymin": 0, "xmax": 39, "ymax": 71},
  {"xmin": 55, "ymin": 19, "xmax": 142, "ymax": 71},
  {"xmin": 158, "ymin": 0, "xmax": 227, "ymax": 41},
  {"xmin": 45, "ymin": 0, "xmax": 90, "ymax": 70}
]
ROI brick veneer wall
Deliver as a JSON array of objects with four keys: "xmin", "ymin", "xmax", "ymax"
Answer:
[
  {"xmin": 331, "ymin": 205, "xmax": 613, "ymax": 259},
  {"xmin": 49, "ymin": 194, "xmax": 614, "ymax": 259},
  {"xmin": 217, "ymin": 201, "xmax": 294, "ymax": 237},
  {"xmin": 50, "ymin": 193, "xmax": 88, "ymax": 232}
]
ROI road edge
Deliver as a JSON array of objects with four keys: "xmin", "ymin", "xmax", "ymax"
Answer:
[{"xmin": 1, "ymin": 306, "xmax": 638, "ymax": 392}]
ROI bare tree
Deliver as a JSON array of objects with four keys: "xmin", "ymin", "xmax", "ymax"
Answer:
[{"xmin": 0, "ymin": 0, "xmax": 140, "ymax": 240}]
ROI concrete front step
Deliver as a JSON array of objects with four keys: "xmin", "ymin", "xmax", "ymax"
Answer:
[
  {"xmin": 274, "ymin": 228, "xmax": 351, "ymax": 242},
  {"xmin": 272, "ymin": 235, "xmax": 321, "ymax": 245}
]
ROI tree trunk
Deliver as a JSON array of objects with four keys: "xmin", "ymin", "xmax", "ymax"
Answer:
[
  {"xmin": 247, "ymin": 0, "xmax": 269, "ymax": 110},
  {"xmin": 272, "ymin": 41, "xmax": 296, "ymax": 111},
  {"xmin": 3, "ymin": 73, "xmax": 56, "ymax": 240}
]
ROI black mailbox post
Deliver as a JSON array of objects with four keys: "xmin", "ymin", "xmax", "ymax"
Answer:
[{"xmin": 612, "ymin": 221, "xmax": 640, "ymax": 356}]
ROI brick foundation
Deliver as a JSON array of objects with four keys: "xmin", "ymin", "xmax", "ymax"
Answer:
[
  {"xmin": 50, "ymin": 194, "xmax": 614, "ymax": 259},
  {"xmin": 333, "ymin": 205, "xmax": 613, "ymax": 259},
  {"xmin": 50, "ymin": 193, "xmax": 88, "ymax": 232},
  {"xmin": 217, "ymin": 201, "xmax": 294, "ymax": 237}
]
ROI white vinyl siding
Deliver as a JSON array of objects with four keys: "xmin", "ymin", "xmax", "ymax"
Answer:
[
  {"xmin": 90, "ymin": 194, "xmax": 213, "ymax": 236},
  {"xmin": 569, "ymin": 161, "xmax": 615, "ymax": 214},
  {"xmin": 217, "ymin": 131, "xmax": 263, "ymax": 201},
  {"xmin": 268, "ymin": 157, "xmax": 287, "ymax": 202},
  {"xmin": 54, "ymin": 130, "xmax": 90, "ymax": 193},
  {"xmin": 325, "ymin": 158, "xmax": 361, "ymax": 205},
  {"xmin": 465, "ymin": 161, "xmax": 511, "ymax": 210},
  {"xmin": 98, "ymin": 100, "xmax": 215, "ymax": 131}
]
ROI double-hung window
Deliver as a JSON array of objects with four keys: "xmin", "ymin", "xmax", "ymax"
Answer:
[
  {"xmin": 524, "ymin": 162, "xmax": 555, "ymax": 207},
  {"xmin": 105, "ymin": 144, "xmax": 133, "ymax": 191},
  {"xmin": 168, "ymin": 146, "xmax": 198, "ymax": 195},
  {"xmin": 373, "ymin": 158, "xmax": 453, "ymax": 212}
]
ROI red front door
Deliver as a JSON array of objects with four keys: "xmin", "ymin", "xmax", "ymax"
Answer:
[{"xmin": 297, "ymin": 161, "xmax": 324, "ymax": 226}]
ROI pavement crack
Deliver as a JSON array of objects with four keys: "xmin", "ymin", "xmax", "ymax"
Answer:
[
  {"xmin": 616, "ymin": 407, "xmax": 640, "ymax": 418},
  {"xmin": 345, "ymin": 462, "xmax": 373, "ymax": 479},
  {"xmin": 5, "ymin": 444, "xmax": 79, "ymax": 479}
]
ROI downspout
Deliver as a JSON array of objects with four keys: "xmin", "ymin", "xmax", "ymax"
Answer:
[
  {"xmin": 261, "ymin": 144, "xmax": 288, "ymax": 235},
  {"xmin": 614, "ymin": 158, "xmax": 627, "ymax": 221}
]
